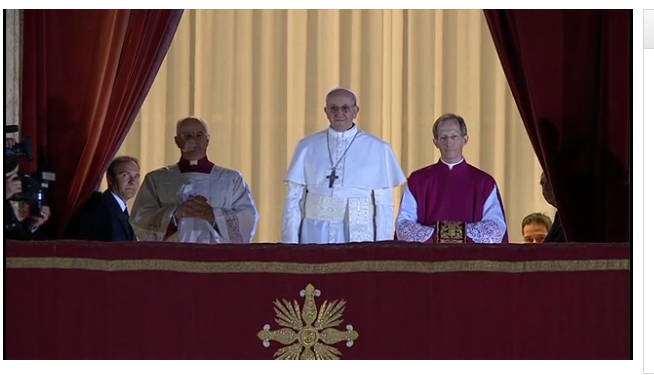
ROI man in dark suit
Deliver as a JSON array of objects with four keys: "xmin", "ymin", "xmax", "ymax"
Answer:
[
  {"xmin": 65, "ymin": 156, "xmax": 141, "ymax": 241},
  {"xmin": 540, "ymin": 171, "xmax": 566, "ymax": 243}
]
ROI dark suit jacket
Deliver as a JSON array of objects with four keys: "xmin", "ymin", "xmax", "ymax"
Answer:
[
  {"xmin": 544, "ymin": 212, "xmax": 566, "ymax": 243},
  {"xmin": 64, "ymin": 190, "xmax": 136, "ymax": 242}
]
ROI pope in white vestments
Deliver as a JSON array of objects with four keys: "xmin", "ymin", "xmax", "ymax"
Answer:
[
  {"xmin": 130, "ymin": 116, "xmax": 259, "ymax": 244},
  {"xmin": 281, "ymin": 88, "xmax": 406, "ymax": 244}
]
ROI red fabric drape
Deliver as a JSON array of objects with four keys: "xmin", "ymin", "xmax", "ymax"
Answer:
[
  {"xmin": 21, "ymin": 9, "xmax": 183, "ymax": 237},
  {"xmin": 5, "ymin": 241, "xmax": 631, "ymax": 359},
  {"xmin": 483, "ymin": 10, "xmax": 631, "ymax": 242}
]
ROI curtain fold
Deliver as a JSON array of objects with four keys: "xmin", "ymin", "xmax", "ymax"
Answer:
[
  {"xmin": 21, "ymin": 9, "xmax": 184, "ymax": 236},
  {"xmin": 484, "ymin": 9, "xmax": 631, "ymax": 242}
]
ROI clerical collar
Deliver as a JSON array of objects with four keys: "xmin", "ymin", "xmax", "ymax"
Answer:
[
  {"xmin": 441, "ymin": 157, "xmax": 465, "ymax": 170},
  {"xmin": 328, "ymin": 124, "xmax": 358, "ymax": 139},
  {"xmin": 177, "ymin": 156, "xmax": 215, "ymax": 174}
]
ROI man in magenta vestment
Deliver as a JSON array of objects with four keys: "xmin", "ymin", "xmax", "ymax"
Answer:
[{"xmin": 395, "ymin": 113, "xmax": 509, "ymax": 243}]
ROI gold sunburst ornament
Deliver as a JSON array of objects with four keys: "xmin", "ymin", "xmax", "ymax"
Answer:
[{"xmin": 257, "ymin": 283, "xmax": 359, "ymax": 360}]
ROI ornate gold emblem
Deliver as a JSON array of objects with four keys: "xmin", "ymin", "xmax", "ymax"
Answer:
[
  {"xmin": 436, "ymin": 220, "xmax": 466, "ymax": 243},
  {"xmin": 257, "ymin": 283, "xmax": 359, "ymax": 360}
]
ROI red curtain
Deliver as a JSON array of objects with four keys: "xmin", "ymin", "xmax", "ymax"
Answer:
[
  {"xmin": 21, "ymin": 9, "xmax": 184, "ymax": 237},
  {"xmin": 483, "ymin": 10, "xmax": 631, "ymax": 242}
]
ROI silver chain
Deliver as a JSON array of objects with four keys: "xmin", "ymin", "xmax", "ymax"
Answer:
[{"xmin": 326, "ymin": 130, "xmax": 360, "ymax": 171}]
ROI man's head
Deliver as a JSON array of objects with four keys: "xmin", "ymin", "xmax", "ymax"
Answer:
[
  {"xmin": 324, "ymin": 88, "xmax": 359, "ymax": 132},
  {"xmin": 540, "ymin": 171, "xmax": 556, "ymax": 207},
  {"xmin": 106, "ymin": 156, "xmax": 141, "ymax": 202},
  {"xmin": 174, "ymin": 116, "xmax": 210, "ymax": 160},
  {"xmin": 521, "ymin": 212, "xmax": 553, "ymax": 244},
  {"xmin": 432, "ymin": 113, "xmax": 469, "ymax": 163}
]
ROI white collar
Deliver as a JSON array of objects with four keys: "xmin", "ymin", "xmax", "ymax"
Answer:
[
  {"xmin": 328, "ymin": 124, "xmax": 359, "ymax": 139},
  {"xmin": 110, "ymin": 191, "xmax": 127, "ymax": 212},
  {"xmin": 441, "ymin": 157, "xmax": 464, "ymax": 170}
]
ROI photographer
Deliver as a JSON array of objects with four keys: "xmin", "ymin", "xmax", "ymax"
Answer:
[{"xmin": 5, "ymin": 138, "xmax": 51, "ymax": 240}]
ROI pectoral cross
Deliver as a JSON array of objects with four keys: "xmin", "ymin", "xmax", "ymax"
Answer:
[{"xmin": 326, "ymin": 169, "xmax": 339, "ymax": 188}]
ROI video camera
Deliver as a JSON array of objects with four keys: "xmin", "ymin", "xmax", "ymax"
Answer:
[
  {"xmin": 5, "ymin": 125, "xmax": 56, "ymax": 217},
  {"xmin": 5, "ymin": 125, "xmax": 32, "ymax": 172}
]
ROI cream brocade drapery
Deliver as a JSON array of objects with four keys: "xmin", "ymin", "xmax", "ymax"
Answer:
[{"xmin": 110, "ymin": 9, "xmax": 555, "ymax": 243}]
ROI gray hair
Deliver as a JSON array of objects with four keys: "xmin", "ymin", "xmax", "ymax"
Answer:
[
  {"xmin": 176, "ymin": 116, "xmax": 209, "ymax": 135},
  {"xmin": 432, "ymin": 113, "xmax": 468, "ymax": 138}
]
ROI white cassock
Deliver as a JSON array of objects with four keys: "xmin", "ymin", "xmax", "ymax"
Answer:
[
  {"xmin": 130, "ymin": 164, "xmax": 259, "ymax": 244},
  {"xmin": 282, "ymin": 125, "xmax": 406, "ymax": 244}
]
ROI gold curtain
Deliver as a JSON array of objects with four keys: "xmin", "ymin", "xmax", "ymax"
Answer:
[{"xmin": 110, "ymin": 9, "xmax": 555, "ymax": 243}]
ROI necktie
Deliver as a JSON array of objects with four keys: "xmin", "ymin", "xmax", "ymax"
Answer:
[{"xmin": 122, "ymin": 208, "xmax": 129, "ymax": 218}]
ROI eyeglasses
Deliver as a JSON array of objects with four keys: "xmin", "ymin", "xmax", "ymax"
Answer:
[{"xmin": 328, "ymin": 105, "xmax": 355, "ymax": 114}]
